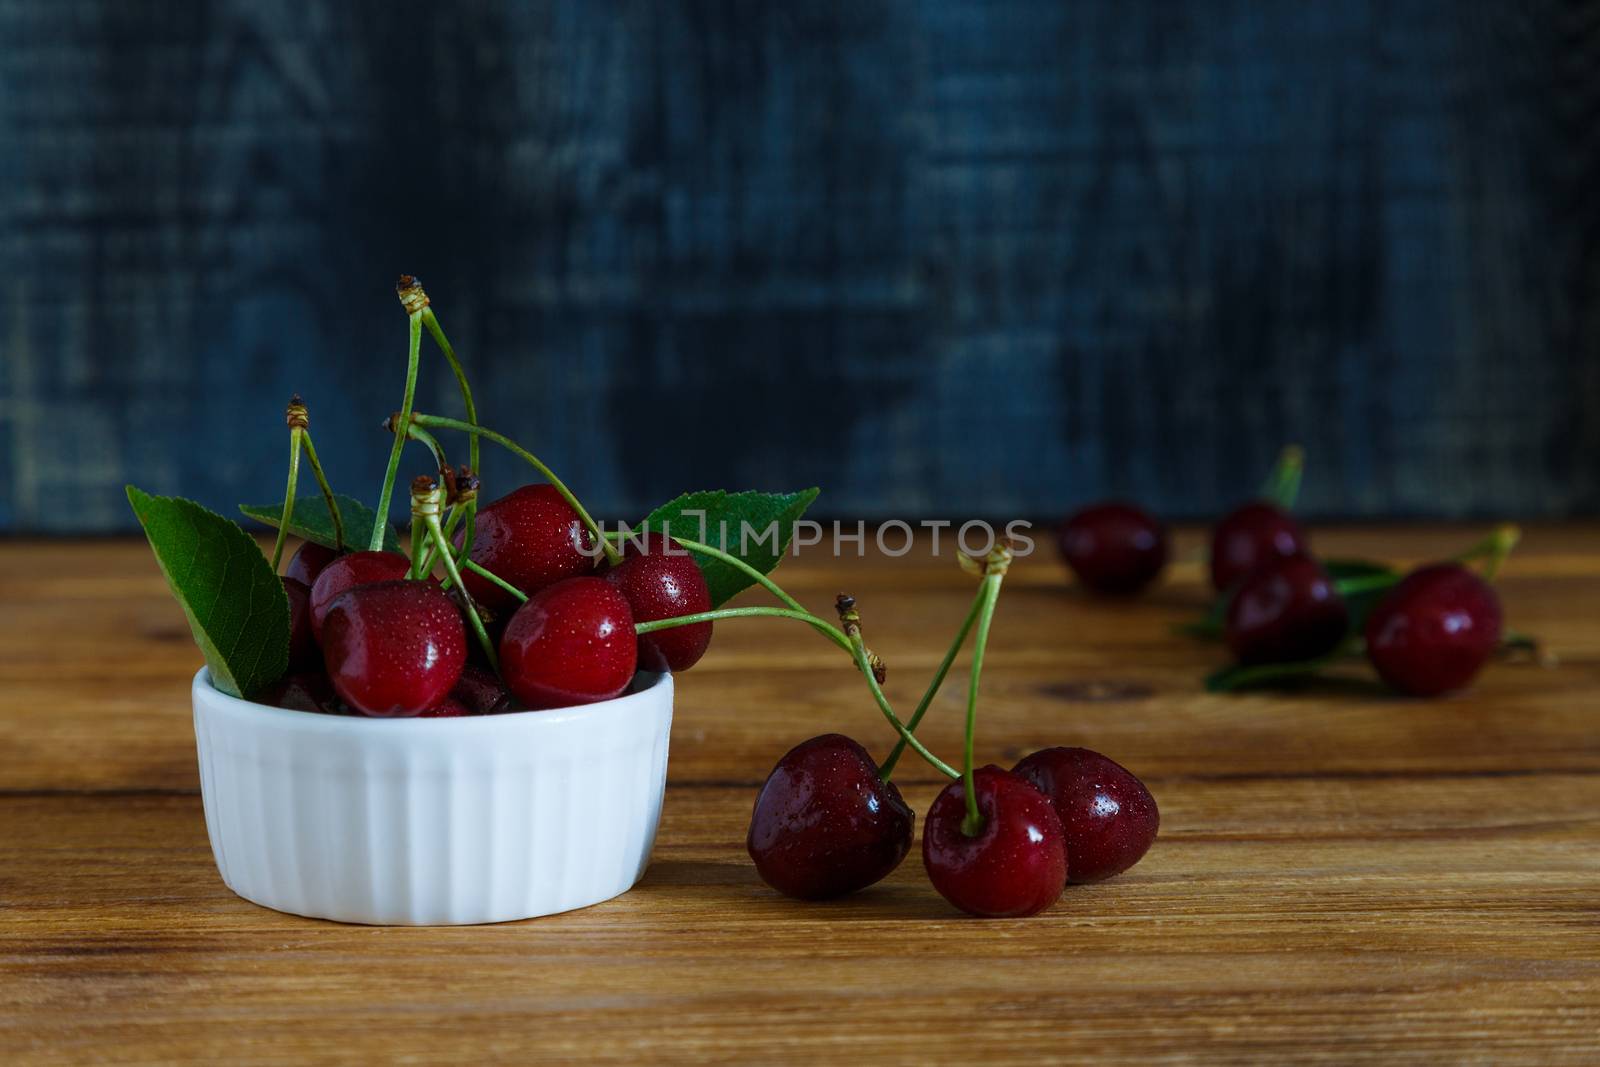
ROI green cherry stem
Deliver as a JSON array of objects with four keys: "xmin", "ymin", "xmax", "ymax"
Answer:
[
  {"xmin": 298, "ymin": 429, "xmax": 345, "ymax": 551},
  {"xmin": 609, "ymin": 530, "xmax": 849, "ymax": 649},
  {"xmin": 270, "ymin": 397, "xmax": 308, "ymax": 571},
  {"xmin": 634, "ymin": 606, "xmax": 846, "ymax": 646},
  {"xmin": 414, "ymin": 477, "xmax": 498, "ymax": 671},
  {"xmin": 878, "ymin": 583, "xmax": 984, "ymax": 780},
  {"xmin": 960, "ymin": 573, "xmax": 1004, "ymax": 836},
  {"xmin": 420, "ymin": 308, "xmax": 480, "ymax": 476},
  {"xmin": 838, "ymin": 601, "xmax": 960, "ymax": 783},
  {"xmin": 408, "ymin": 511, "xmax": 428, "ymax": 581},
  {"xmin": 401, "ymin": 421, "xmax": 449, "ymax": 472},
  {"xmin": 1455, "ymin": 523, "xmax": 1521, "ymax": 582},
  {"xmin": 1331, "ymin": 572, "xmax": 1401, "ymax": 598},
  {"xmin": 371, "ymin": 308, "xmax": 423, "ymax": 551},
  {"xmin": 1259, "ymin": 444, "xmax": 1305, "ymax": 510},
  {"xmin": 409, "ymin": 412, "xmax": 621, "ymax": 567},
  {"xmin": 462, "ymin": 558, "xmax": 526, "ymax": 604},
  {"xmin": 421, "ymin": 505, "xmax": 468, "ymax": 582}
]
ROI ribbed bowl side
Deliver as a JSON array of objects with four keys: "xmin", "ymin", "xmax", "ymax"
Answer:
[{"xmin": 193, "ymin": 670, "xmax": 673, "ymax": 925}]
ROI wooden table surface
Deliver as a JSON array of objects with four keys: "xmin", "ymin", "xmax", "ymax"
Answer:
[{"xmin": 3, "ymin": 526, "xmax": 1598, "ymax": 1064}]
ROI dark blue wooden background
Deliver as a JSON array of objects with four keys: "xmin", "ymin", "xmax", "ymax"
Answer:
[{"xmin": 4, "ymin": 1, "xmax": 1597, "ymax": 532}]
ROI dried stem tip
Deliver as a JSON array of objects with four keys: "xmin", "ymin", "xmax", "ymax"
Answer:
[
  {"xmin": 409, "ymin": 475, "xmax": 444, "ymax": 521},
  {"xmin": 959, "ymin": 538, "xmax": 1016, "ymax": 579},
  {"xmin": 285, "ymin": 394, "xmax": 309, "ymax": 430},
  {"xmin": 441, "ymin": 465, "xmax": 480, "ymax": 507},
  {"xmin": 396, "ymin": 274, "xmax": 431, "ymax": 315},
  {"xmin": 834, "ymin": 593, "xmax": 887, "ymax": 682}
]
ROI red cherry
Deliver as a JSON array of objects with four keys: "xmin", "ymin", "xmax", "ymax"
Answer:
[
  {"xmin": 922, "ymin": 766, "xmax": 1068, "ymax": 918},
  {"xmin": 281, "ymin": 577, "xmax": 323, "ymax": 673},
  {"xmin": 308, "ymin": 550, "xmax": 412, "ymax": 642},
  {"xmin": 450, "ymin": 664, "xmax": 513, "ymax": 715},
  {"xmin": 253, "ymin": 672, "xmax": 344, "ymax": 714},
  {"xmin": 498, "ymin": 577, "xmax": 637, "ymax": 709},
  {"xmin": 1224, "ymin": 554, "xmax": 1349, "ymax": 665},
  {"xmin": 418, "ymin": 696, "xmax": 472, "ymax": 718},
  {"xmin": 1365, "ymin": 563, "xmax": 1502, "ymax": 696},
  {"xmin": 458, "ymin": 484, "xmax": 598, "ymax": 613},
  {"xmin": 284, "ymin": 540, "xmax": 341, "ymax": 586},
  {"xmin": 1210, "ymin": 502, "xmax": 1308, "ymax": 592},
  {"xmin": 1011, "ymin": 747, "xmax": 1159, "ymax": 883},
  {"xmin": 604, "ymin": 533, "xmax": 713, "ymax": 672},
  {"xmin": 746, "ymin": 734, "xmax": 914, "ymax": 899},
  {"xmin": 320, "ymin": 581, "xmax": 467, "ymax": 716},
  {"xmin": 1056, "ymin": 501, "xmax": 1168, "ymax": 594}
]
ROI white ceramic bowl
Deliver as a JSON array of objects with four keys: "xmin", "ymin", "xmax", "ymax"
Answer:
[{"xmin": 191, "ymin": 667, "xmax": 673, "ymax": 925}]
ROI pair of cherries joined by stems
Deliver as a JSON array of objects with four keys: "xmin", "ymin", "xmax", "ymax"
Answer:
[
  {"xmin": 1054, "ymin": 448, "xmax": 1517, "ymax": 697},
  {"xmin": 745, "ymin": 547, "xmax": 1160, "ymax": 918}
]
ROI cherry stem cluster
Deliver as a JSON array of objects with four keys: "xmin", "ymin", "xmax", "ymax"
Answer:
[{"xmin": 411, "ymin": 478, "xmax": 498, "ymax": 671}]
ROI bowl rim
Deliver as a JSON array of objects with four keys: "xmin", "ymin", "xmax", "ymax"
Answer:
[{"xmin": 192, "ymin": 667, "xmax": 672, "ymax": 734}]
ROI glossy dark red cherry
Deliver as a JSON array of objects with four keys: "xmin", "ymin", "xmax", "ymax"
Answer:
[
  {"xmin": 1012, "ymin": 747, "xmax": 1159, "ymax": 883},
  {"xmin": 254, "ymin": 671, "xmax": 344, "ymax": 714},
  {"xmin": 418, "ymin": 696, "xmax": 472, "ymax": 717},
  {"xmin": 282, "ymin": 577, "xmax": 321, "ymax": 672},
  {"xmin": 1224, "ymin": 553, "xmax": 1349, "ymax": 665},
  {"xmin": 1210, "ymin": 502, "xmax": 1308, "ymax": 592},
  {"xmin": 450, "ymin": 663, "xmax": 513, "ymax": 715},
  {"xmin": 458, "ymin": 484, "xmax": 598, "ymax": 614},
  {"xmin": 1056, "ymin": 501, "xmax": 1168, "ymax": 595},
  {"xmin": 746, "ymin": 734, "xmax": 914, "ymax": 899},
  {"xmin": 604, "ymin": 533, "xmax": 713, "ymax": 672},
  {"xmin": 308, "ymin": 550, "xmax": 412, "ymax": 641},
  {"xmin": 1365, "ymin": 563, "xmax": 1503, "ymax": 696},
  {"xmin": 320, "ymin": 580, "xmax": 468, "ymax": 716},
  {"xmin": 498, "ymin": 577, "xmax": 637, "ymax": 710},
  {"xmin": 922, "ymin": 765, "xmax": 1068, "ymax": 918},
  {"xmin": 284, "ymin": 540, "xmax": 341, "ymax": 586}
]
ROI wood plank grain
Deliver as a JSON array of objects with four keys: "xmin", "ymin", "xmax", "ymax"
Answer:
[{"xmin": 1, "ymin": 528, "xmax": 1598, "ymax": 1063}]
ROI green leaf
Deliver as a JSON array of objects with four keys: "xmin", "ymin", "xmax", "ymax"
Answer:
[
  {"xmin": 127, "ymin": 486, "xmax": 289, "ymax": 699},
  {"xmin": 1204, "ymin": 641, "xmax": 1356, "ymax": 692},
  {"xmin": 239, "ymin": 494, "xmax": 400, "ymax": 553},
  {"xmin": 636, "ymin": 488, "xmax": 821, "ymax": 607}
]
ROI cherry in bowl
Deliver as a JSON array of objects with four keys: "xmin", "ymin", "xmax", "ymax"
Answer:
[
  {"xmin": 308, "ymin": 550, "xmax": 412, "ymax": 641},
  {"xmin": 320, "ymin": 580, "xmax": 468, "ymax": 717},
  {"xmin": 604, "ymin": 532, "xmax": 714, "ymax": 672},
  {"xmin": 498, "ymin": 576, "xmax": 637, "ymax": 710},
  {"xmin": 459, "ymin": 484, "xmax": 598, "ymax": 614}
]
